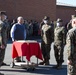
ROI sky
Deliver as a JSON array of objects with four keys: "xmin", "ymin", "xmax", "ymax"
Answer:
[{"xmin": 57, "ymin": 0, "xmax": 76, "ymax": 6}]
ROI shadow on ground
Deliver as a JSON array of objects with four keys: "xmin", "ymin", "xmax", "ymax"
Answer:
[{"xmin": 0, "ymin": 65, "xmax": 67, "ymax": 75}]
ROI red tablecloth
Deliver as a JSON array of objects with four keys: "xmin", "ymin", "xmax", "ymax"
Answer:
[{"xmin": 12, "ymin": 41, "xmax": 43, "ymax": 61}]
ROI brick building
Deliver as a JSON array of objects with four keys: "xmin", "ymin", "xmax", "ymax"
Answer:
[
  {"xmin": 56, "ymin": 3, "xmax": 76, "ymax": 25},
  {"xmin": 0, "ymin": 0, "xmax": 56, "ymax": 22},
  {"xmin": 0, "ymin": 0, "xmax": 76, "ymax": 25}
]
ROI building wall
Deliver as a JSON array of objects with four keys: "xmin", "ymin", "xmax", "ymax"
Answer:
[
  {"xmin": 0, "ymin": 0, "xmax": 56, "ymax": 22},
  {"xmin": 56, "ymin": 5, "xmax": 76, "ymax": 25}
]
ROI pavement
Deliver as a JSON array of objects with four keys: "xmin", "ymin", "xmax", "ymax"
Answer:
[{"xmin": 0, "ymin": 36, "xmax": 67, "ymax": 75}]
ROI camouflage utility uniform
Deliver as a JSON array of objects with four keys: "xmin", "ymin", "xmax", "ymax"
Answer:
[
  {"xmin": 54, "ymin": 26, "xmax": 66, "ymax": 67},
  {"xmin": 0, "ymin": 20, "xmax": 9, "ymax": 66},
  {"xmin": 66, "ymin": 27, "xmax": 76, "ymax": 75},
  {"xmin": 41, "ymin": 23, "xmax": 54, "ymax": 65},
  {"xmin": 67, "ymin": 21, "xmax": 72, "ymax": 31}
]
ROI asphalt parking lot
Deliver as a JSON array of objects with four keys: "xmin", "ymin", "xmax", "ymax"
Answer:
[{"xmin": 0, "ymin": 38, "xmax": 67, "ymax": 75}]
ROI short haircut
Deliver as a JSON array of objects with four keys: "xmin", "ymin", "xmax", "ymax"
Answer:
[{"xmin": 17, "ymin": 16, "xmax": 23, "ymax": 21}]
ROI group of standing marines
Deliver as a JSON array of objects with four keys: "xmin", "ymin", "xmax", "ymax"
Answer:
[
  {"xmin": 40, "ymin": 15, "xmax": 76, "ymax": 75},
  {"xmin": 40, "ymin": 16, "xmax": 66, "ymax": 69},
  {"xmin": 0, "ymin": 11, "xmax": 76, "ymax": 75}
]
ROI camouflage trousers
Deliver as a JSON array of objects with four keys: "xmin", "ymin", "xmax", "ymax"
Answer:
[
  {"xmin": 54, "ymin": 44, "xmax": 64, "ymax": 64},
  {"xmin": 0, "ymin": 48, "xmax": 6, "ymax": 66},
  {"xmin": 68, "ymin": 63, "xmax": 76, "ymax": 75},
  {"xmin": 41, "ymin": 42, "xmax": 51, "ymax": 60}
]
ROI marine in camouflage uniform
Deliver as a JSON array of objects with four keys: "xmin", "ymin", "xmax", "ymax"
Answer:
[
  {"xmin": 67, "ymin": 20, "xmax": 72, "ymax": 31},
  {"xmin": 0, "ymin": 11, "xmax": 9, "ymax": 66},
  {"xmin": 40, "ymin": 16, "xmax": 46, "ymax": 28},
  {"xmin": 67, "ymin": 15, "xmax": 76, "ymax": 32},
  {"xmin": 39, "ymin": 16, "xmax": 54, "ymax": 65},
  {"xmin": 53, "ymin": 18, "xmax": 66, "ymax": 69},
  {"xmin": 66, "ymin": 18, "xmax": 76, "ymax": 75}
]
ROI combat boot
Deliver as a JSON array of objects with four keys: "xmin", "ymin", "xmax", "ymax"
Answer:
[
  {"xmin": 56, "ymin": 63, "xmax": 62, "ymax": 69},
  {"xmin": 39, "ymin": 59, "xmax": 46, "ymax": 65},
  {"xmin": 45, "ymin": 59, "xmax": 50, "ymax": 65},
  {"xmin": 45, "ymin": 61, "xmax": 50, "ymax": 65}
]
